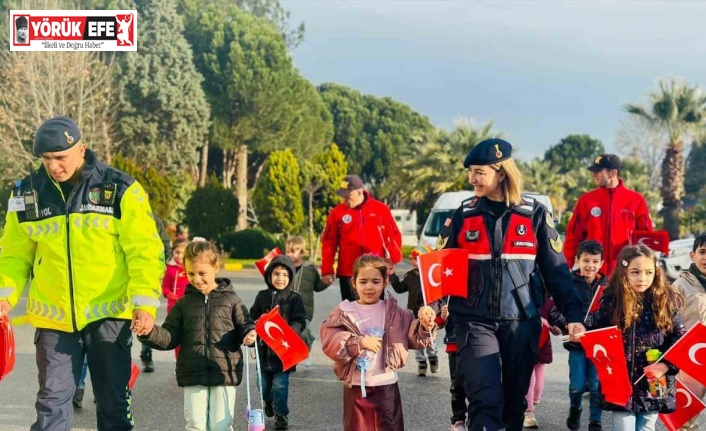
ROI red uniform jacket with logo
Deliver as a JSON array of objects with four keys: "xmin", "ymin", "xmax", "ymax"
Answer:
[
  {"xmin": 564, "ymin": 180, "xmax": 652, "ymax": 275},
  {"xmin": 321, "ymin": 191, "xmax": 402, "ymax": 277},
  {"xmin": 440, "ymin": 196, "xmax": 582, "ymax": 323}
]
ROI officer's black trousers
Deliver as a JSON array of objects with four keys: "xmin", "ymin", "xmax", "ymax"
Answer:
[
  {"xmin": 339, "ymin": 276, "xmax": 356, "ymax": 301},
  {"xmin": 31, "ymin": 318, "xmax": 134, "ymax": 431},
  {"xmin": 455, "ymin": 318, "xmax": 540, "ymax": 431}
]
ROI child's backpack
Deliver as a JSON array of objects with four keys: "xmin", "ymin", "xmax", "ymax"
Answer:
[{"xmin": 244, "ymin": 341, "xmax": 266, "ymax": 431}]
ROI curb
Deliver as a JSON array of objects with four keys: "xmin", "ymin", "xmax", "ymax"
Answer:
[{"xmin": 224, "ymin": 262, "xmax": 244, "ymax": 271}]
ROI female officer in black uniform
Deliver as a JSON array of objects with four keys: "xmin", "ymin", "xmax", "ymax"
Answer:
[{"xmin": 438, "ymin": 138, "xmax": 585, "ymax": 431}]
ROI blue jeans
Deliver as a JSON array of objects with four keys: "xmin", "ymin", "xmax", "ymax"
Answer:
[
  {"xmin": 261, "ymin": 371, "xmax": 290, "ymax": 416},
  {"xmin": 568, "ymin": 349, "xmax": 601, "ymax": 422},
  {"xmin": 611, "ymin": 411, "xmax": 658, "ymax": 431},
  {"xmin": 77, "ymin": 357, "xmax": 88, "ymax": 390},
  {"xmin": 140, "ymin": 341, "xmax": 152, "ymax": 358}
]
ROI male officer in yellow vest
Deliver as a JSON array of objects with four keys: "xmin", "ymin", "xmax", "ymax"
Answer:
[{"xmin": 0, "ymin": 116, "xmax": 164, "ymax": 431}]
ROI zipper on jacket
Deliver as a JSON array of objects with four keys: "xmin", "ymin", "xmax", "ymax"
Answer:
[
  {"xmin": 204, "ymin": 294, "xmax": 210, "ymax": 384},
  {"xmin": 62, "ymin": 182, "xmax": 79, "ymax": 331}
]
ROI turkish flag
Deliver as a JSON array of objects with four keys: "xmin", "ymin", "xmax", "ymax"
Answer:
[
  {"xmin": 539, "ymin": 318, "xmax": 550, "ymax": 349},
  {"xmin": 663, "ymin": 322, "xmax": 706, "ymax": 388},
  {"xmin": 128, "ymin": 362, "xmax": 140, "ymax": 390},
  {"xmin": 417, "ymin": 248, "xmax": 468, "ymax": 304},
  {"xmin": 630, "ymin": 230, "xmax": 670, "ymax": 255},
  {"xmin": 580, "ymin": 326, "xmax": 632, "ymax": 406},
  {"xmin": 254, "ymin": 247, "xmax": 282, "ymax": 276},
  {"xmin": 0, "ymin": 316, "xmax": 15, "ymax": 381},
  {"xmin": 585, "ymin": 285, "xmax": 607, "ymax": 319},
  {"xmin": 659, "ymin": 378, "xmax": 706, "ymax": 431},
  {"xmin": 255, "ymin": 306, "xmax": 308, "ymax": 371}
]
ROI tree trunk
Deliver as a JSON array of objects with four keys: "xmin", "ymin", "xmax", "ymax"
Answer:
[
  {"xmin": 223, "ymin": 149, "xmax": 237, "ymax": 189},
  {"xmin": 661, "ymin": 141, "xmax": 685, "ymax": 240},
  {"xmin": 308, "ymin": 190, "xmax": 314, "ymax": 257},
  {"xmin": 235, "ymin": 144, "xmax": 248, "ymax": 231},
  {"xmin": 198, "ymin": 143, "xmax": 208, "ymax": 187}
]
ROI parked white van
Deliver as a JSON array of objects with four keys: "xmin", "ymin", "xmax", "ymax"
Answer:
[{"xmin": 418, "ymin": 191, "xmax": 554, "ymax": 249}]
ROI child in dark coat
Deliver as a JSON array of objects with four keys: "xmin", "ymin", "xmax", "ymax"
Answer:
[{"xmin": 249, "ymin": 255, "xmax": 307, "ymax": 431}]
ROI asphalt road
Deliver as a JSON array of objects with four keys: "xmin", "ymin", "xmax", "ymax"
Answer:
[{"xmin": 0, "ymin": 261, "xmax": 699, "ymax": 430}]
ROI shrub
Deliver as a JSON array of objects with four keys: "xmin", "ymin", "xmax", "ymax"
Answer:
[
  {"xmin": 221, "ymin": 228, "xmax": 284, "ymax": 259},
  {"xmin": 184, "ymin": 177, "xmax": 239, "ymax": 242}
]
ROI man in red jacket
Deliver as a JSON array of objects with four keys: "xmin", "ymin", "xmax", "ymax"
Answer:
[
  {"xmin": 564, "ymin": 154, "xmax": 653, "ymax": 275},
  {"xmin": 321, "ymin": 174, "xmax": 402, "ymax": 300}
]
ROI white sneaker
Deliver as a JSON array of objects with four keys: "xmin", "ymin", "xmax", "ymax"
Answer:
[
  {"xmin": 304, "ymin": 356, "xmax": 312, "ymax": 367},
  {"xmin": 524, "ymin": 412, "xmax": 539, "ymax": 429},
  {"xmin": 451, "ymin": 421, "xmax": 466, "ymax": 431}
]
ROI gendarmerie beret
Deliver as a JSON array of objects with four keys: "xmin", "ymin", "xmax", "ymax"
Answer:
[
  {"xmin": 33, "ymin": 116, "xmax": 81, "ymax": 157},
  {"xmin": 463, "ymin": 138, "xmax": 513, "ymax": 168}
]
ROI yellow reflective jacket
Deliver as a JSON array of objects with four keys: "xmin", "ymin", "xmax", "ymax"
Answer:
[{"xmin": 0, "ymin": 150, "xmax": 165, "ymax": 332}]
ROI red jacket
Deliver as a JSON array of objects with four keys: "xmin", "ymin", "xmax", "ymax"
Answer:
[
  {"xmin": 321, "ymin": 191, "xmax": 402, "ymax": 277},
  {"xmin": 161, "ymin": 260, "xmax": 189, "ymax": 312},
  {"xmin": 564, "ymin": 180, "xmax": 652, "ymax": 275}
]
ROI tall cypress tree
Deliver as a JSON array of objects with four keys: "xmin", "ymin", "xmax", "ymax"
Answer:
[{"xmin": 253, "ymin": 149, "xmax": 305, "ymax": 235}]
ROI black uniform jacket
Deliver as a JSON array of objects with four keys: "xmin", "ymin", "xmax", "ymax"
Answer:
[{"xmin": 439, "ymin": 195, "xmax": 583, "ymax": 324}]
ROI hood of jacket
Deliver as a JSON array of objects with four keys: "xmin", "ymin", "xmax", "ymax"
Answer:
[
  {"xmin": 184, "ymin": 277, "xmax": 233, "ymax": 296},
  {"xmin": 264, "ymin": 255, "xmax": 296, "ymax": 291}
]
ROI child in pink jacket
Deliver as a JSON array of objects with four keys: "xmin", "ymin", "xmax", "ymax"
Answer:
[{"xmin": 320, "ymin": 254, "xmax": 437, "ymax": 431}]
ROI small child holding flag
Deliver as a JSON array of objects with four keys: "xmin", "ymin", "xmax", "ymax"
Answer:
[
  {"xmin": 320, "ymin": 254, "xmax": 438, "ymax": 431},
  {"xmin": 580, "ymin": 245, "xmax": 685, "ymax": 431},
  {"xmin": 249, "ymin": 255, "xmax": 307, "ymax": 431}
]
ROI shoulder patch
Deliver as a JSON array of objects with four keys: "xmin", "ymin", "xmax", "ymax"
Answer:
[
  {"xmin": 545, "ymin": 212, "xmax": 555, "ymax": 229},
  {"xmin": 549, "ymin": 235, "xmax": 563, "ymax": 253}
]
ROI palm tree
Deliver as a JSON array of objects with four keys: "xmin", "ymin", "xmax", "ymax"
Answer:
[
  {"xmin": 396, "ymin": 120, "xmax": 498, "ymax": 204},
  {"xmin": 625, "ymin": 78, "xmax": 706, "ymax": 239}
]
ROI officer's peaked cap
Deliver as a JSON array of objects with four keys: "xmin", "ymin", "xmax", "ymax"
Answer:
[
  {"xmin": 463, "ymin": 138, "xmax": 513, "ymax": 168},
  {"xmin": 33, "ymin": 116, "xmax": 82, "ymax": 157}
]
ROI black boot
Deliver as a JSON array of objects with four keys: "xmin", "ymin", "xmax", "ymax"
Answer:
[
  {"xmin": 566, "ymin": 406, "xmax": 582, "ymax": 430},
  {"xmin": 274, "ymin": 415, "xmax": 289, "ymax": 430},
  {"xmin": 264, "ymin": 402, "xmax": 274, "ymax": 418},
  {"xmin": 141, "ymin": 354, "xmax": 154, "ymax": 373},
  {"xmin": 72, "ymin": 388, "xmax": 84, "ymax": 409},
  {"xmin": 418, "ymin": 361, "xmax": 427, "ymax": 376}
]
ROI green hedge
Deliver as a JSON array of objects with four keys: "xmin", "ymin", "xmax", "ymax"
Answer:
[{"xmin": 221, "ymin": 228, "xmax": 285, "ymax": 259}]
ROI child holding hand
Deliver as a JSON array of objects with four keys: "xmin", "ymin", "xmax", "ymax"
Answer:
[{"xmin": 320, "ymin": 254, "xmax": 438, "ymax": 431}]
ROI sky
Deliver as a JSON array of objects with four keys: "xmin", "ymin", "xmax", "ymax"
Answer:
[{"xmin": 281, "ymin": 0, "xmax": 706, "ymax": 161}]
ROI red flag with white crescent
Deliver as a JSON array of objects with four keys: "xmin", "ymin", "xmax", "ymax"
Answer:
[
  {"xmin": 659, "ymin": 378, "xmax": 706, "ymax": 431},
  {"xmin": 662, "ymin": 322, "xmax": 706, "ymax": 388},
  {"xmin": 579, "ymin": 326, "xmax": 632, "ymax": 406},
  {"xmin": 255, "ymin": 306, "xmax": 308, "ymax": 371},
  {"xmin": 254, "ymin": 247, "xmax": 282, "ymax": 276},
  {"xmin": 630, "ymin": 230, "xmax": 670, "ymax": 255},
  {"xmin": 417, "ymin": 248, "xmax": 468, "ymax": 304}
]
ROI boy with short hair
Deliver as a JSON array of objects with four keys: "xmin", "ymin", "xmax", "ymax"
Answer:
[
  {"xmin": 285, "ymin": 236, "xmax": 328, "ymax": 365},
  {"xmin": 671, "ymin": 234, "xmax": 706, "ymax": 431},
  {"xmin": 550, "ymin": 240, "xmax": 606, "ymax": 431},
  {"xmin": 250, "ymin": 255, "xmax": 307, "ymax": 431}
]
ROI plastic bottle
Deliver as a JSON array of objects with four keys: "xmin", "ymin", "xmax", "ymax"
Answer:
[{"xmin": 645, "ymin": 348, "xmax": 667, "ymax": 399}]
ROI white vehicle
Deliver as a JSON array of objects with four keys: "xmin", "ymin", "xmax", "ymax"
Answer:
[
  {"xmin": 659, "ymin": 238, "xmax": 694, "ymax": 281},
  {"xmin": 418, "ymin": 191, "xmax": 555, "ymax": 249}
]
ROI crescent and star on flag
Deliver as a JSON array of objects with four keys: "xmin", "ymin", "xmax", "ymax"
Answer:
[{"xmin": 264, "ymin": 321, "xmax": 289, "ymax": 349}]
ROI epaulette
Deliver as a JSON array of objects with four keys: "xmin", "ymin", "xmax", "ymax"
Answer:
[
  {"xmin": 513, "ymin": 195, "xmax": 535, "ymax": 215},
  {"xmin": 462, "ymin": 196, "xmax": 481, "ymax": 213}
]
